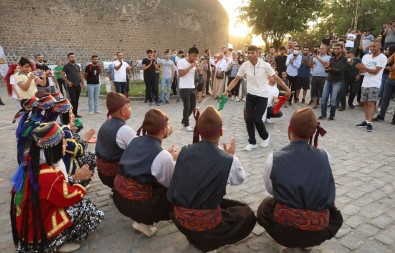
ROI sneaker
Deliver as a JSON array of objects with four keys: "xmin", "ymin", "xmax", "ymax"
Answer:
[
  {"xmin": 308, "ymin": 100, "xmax": 313, "ymax": 105},
  {"xmin": 165, "ymin": 100, "xmax": 169, "ymax": 104},
  {"xmin": 313, "ymin": 105, "xmax": 318, "ymax": 109},
  {"xmin": 301, "ymin": 98, "xmax": 305, "ymax": 103},
  {"xmin": 156, "ymin": 102, "xmax": 161, "ymax": 106},
  {"xmin": 58, "ymin": 243, "xmax": 81, "ymax": 253},
  {"xmin": 186, "ymin": 126, "xmax": 194, "ymax": 132},
  {"xmin": 89, "ymin": 111, "xmax": 94, "ymax": 115},
  {"xmin": 244, "ymin": 144, "xmax": 257, "ymax": 151},
  {"xmin": 349, "ymin": 103, "xmax": 355, "ymax": 109},
  {"xmin": 231, "ymin": 96, "xmax": 235, "ymax": 101},
  {"xmin": 328, "ymin": 116, "xmax": 335, "ymax": 120},
  {"xmin": 95, "ymin": 110, "xmax": 102, "ymax": 114},
  {"xmin": 356, "ymin": 121, "xmax": 367, "ymax": 127},
  {"xmin": 265, "ymin": 118, "xmax": 272, "ymax": 124},
  {"xmin": 318, "ymin": 115, "xmax": 326, "ymax": 119},
  {"xmin": 367, "ymin": 123, "xmax": 373, "ymax": 132},
  {"xmin": 236, "ymin": 97, "xmax": 240, "ymax": 102},
  {"xmin": 373, "ymin": 115, "xmax": 384, "ymax": 122},
  {"xmin": 261, "ymin": 135, "xmax": 271, "ymax": 148},
  {"xmin": 132, "ymin": 222, "xmax": 158, "ymax": 237},
  {"xmin": 149, "ymin": 102, "xmax": 153, "ymax": 106},
  {"xmin": 242, "ymin": 97, "xmax": 246, "ymax": 102}
]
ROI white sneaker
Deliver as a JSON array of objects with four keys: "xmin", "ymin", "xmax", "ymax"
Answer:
[
  {"xmin": 231, "ymin": 96, "xmax": 235, "ymax": 101},
  {"xmin": 261, "ymin": 135, "xmax": 271, "ymax": 148},
  {"xmin": 89, "ymin": 111, "xmax": 94, "ymax": 115},
  {"xmin": 236, "ymin": 97, "xmax": 240, "ymax": 102},
  {"xmin": 265, "ymin": 118, "xmax": 272, "ymax": 124},
  {"xmin": 58, "ymin": 243, "xmax": 81, "ymax": 253},
  {"xmin": 244, "ymin": 144, "xmax": 257, "ymax": 151},
  {"xmin": 132, "ymin": 222, "xmax": 157, "ymax": 237},
  {"xmin": 242, "ymin": 97, "xmax": 246, "ymax": 102},
  {"xmin": 186, "ymin": 126, "xmax": 194, "ymax": 132},
  {"xmin": 95, "ymin": 110, "xmax": 102, "ymax": 114}
]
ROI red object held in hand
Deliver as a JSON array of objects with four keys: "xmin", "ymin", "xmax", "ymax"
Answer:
[{"xmin": 273, "ymin": 96, "xmax": 288, "ymax": 114}]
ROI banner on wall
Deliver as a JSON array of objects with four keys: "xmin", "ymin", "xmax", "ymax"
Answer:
[{"xmin": 0, "ymin": 46, "xmax": 9, "ymax": 77}]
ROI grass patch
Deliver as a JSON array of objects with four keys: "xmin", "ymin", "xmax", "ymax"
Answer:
[{"xmin": 99, "ymin": 80, "xmax": 146, "ymax": 96}]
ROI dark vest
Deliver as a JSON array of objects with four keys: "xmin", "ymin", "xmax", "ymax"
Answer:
[
  {"xmin": 118, "ymin": 135, "xmax": 163, "ymax": 184},
  {"xmin": 167, "ymin": 141, "xmax": 234, "ymax": 209},
  {"xmin": 95, "ymin": 117, "xmax": 125, "ymax": 162},
  {"xmin": 271, "ymin": 141, "xmax": 335, "ymax": 211}
]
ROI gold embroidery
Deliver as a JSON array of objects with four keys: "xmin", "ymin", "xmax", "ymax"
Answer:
[
  {"xmin": 47, "ymin": 209, "xmax": 69, "ymax": 238},
  {"xmin": 62, "ymin": 181, "xmax": 84, "ymax": 199}
]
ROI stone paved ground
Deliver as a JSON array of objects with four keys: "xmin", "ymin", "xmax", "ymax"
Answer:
[{"xmin": 0, "ymin": 87, "xmax": 394, "ymax": 253}]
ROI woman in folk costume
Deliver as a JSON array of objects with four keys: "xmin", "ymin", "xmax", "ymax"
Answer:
[
  {"xmin": 167, "ymin": 105, "xmax": 256, "ymax": 253},
  {"xmin": 96, "ymin": 92, "xmax": 136, "ymax": 190},
  {"xmin": 113, "ymin": 109, "xmax": 178, "ymax": 237},
  {"xmin": 10, "ymin": 122, "xmax": 103, "ymax": 253},
  {"xmin": 257, "ymin": 107, "xmax": 343, "ymax": 252}
]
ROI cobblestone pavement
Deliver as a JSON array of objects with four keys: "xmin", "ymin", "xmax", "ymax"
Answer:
[{"xmin": 0, "ymin": 88, "xmax": 394, "ymax": 253}]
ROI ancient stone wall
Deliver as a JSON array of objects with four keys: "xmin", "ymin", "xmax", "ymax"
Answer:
[{"xmin": 0, "ymin": 0, "xmax": 228, "ymax": 65}]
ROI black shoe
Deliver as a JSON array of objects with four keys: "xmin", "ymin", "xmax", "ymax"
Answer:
[
  {"xmin": 367, "ymin": 123, "xmax": 373, "ymax": 132},
  {"xmin": 348, "ymin": 103, "xmax": 355, "ymax": 109},
  {"xmin": 373, "ymin": 115, "xmax": 384, "ymax": 122},
  {"xmin": 318, "ymin": 115, "xmax": 326, "ymax": 119},
  {"xmin": 328, "ymin": 116, "xmax": 335, "ymax": 120},
  {"xmin": 301, "ymin": 98, "xmax": 305, "ymax": 103},
  {"xmin": 294, "ymin": 98, "xmax": 299, "ymax": 103},
  {"xmin": 308, "ymin": 100, "xmax": 313, "ymax": 105},
  {"xmin": 339, "ymin": 107, "xmax": 345, "ymax": 111},
  {"xmin": 356, "ymin": 121, "xmax": 367, "ymax": 127},
  {"xmin": 75, "ymin": 115, "xmax": 82, "ymax": 118}
]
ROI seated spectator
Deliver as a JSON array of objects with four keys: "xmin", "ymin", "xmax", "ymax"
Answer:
[{"xmin": 257, "ymin": 108, "xmax": 343, "ymax": 252}]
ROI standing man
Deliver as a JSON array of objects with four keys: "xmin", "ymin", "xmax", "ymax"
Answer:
[
  {"xmin": 159, "ymin": 50, "xmax": 175, "ymax": 104},
  {"xmin": 113, "ymin": 52, "xmax": 132, "ymax": 95},
  {"xmin": 383, "ymin": 20, "xmax": 395, "ymax": 51},
  {"xmin": 178, "ymin": 46, "xmax": 200, "ymax": 132},
  {"xmin": 142, "ymin": 49, "xmax": 161, "ymax": 106},
  {"xmin": 61, "ymin": 53, "xmax": 84, "ymax": 118},
  {"xmin": 35, "ymin": 54, "xmax": 51, "ymax": 93},
  {"xmin": 355, "ymin": 40, "xmax": 387, "ymax": 132},
  {"xmin": 275, "ymin": 46, "xmax": 288, "ymax": 78},
  {"xmin": 204, "ymin": 49, "xmax": 212, "ymax": 95},
  {"xmin": 84, "ymin": 55, "xmax": 101, "ymax": 114},
  {"xmin": 295, "ymin": 46, "xmax": 311, "ymax": 103},
  {"xmin": 225, "ymin": 45, "xmax": 291, "ymax": 151},
  {"xmin": 308, "ymin": 44, "xmax": 330, "ymax": 109},
  {"xmin": 286, "ymin": 45, "xmax": 302, "ymax": 104},
  {"xmin": 318, "ymin": 44, "xmax": 347, "ymax": 121}
]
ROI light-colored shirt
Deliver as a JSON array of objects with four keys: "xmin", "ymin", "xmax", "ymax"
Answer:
[
  {"xmin": 14, "ymin": 72, "xmax": 39, "ymax": 99},
  {"xmin": 151, "ymin": 150, "xmax": 176, "ymax": 188},
  {"xmin": 116, "ymin": 125, "xmax": 136, "ymax": 149},
  {"xmin": 345, "ymin": 33, "xmax": 356, "ymax": 48},
  {"xmin": 312, "ymin": 54, "xmax": 331, "ymax": 77},
  {"xmin": 285, "ymin": 54, "xmax": 302, "ymax": 77},
  {"xmin": 178, "ymin": 58, "xmax": 195, "ymax": 89},
  {"xmin": 216, "ymin": 58, "xmax": 227, "ymax": 71},
  {"xmin": 267, "ymin": 84, "xmax": 279, "ymax": 107},
  {"xmin": 362, "ymin": 34, "xmax": 374, "ymax": 50},
  {"xmin": 361, "ymin": 53, "xmax": 387, "ymax": 88},
  {"xmin": 10, "ymin": 75, "xmax": 18, "ymax": 99},
  {"xmin": 113, "ymin": 60, "xmax": 129, "ymax": 82},
  {"xmin": 237, "ymin": 59, "xmax": 275, "ymax": 97},
  {"xmin": 159, "ymin": 59, "xmax": 175, "ymax": 79}
]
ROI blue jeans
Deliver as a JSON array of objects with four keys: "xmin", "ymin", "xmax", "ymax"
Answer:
[
  {"xmin": 378, "ymin": 78, "xmax": 395, "ymax": 119},
  {"xmin": 87, "ymin": 84, "xmax": 100, "ymax": 112},
  {"xmin": 321, "ymin": 80, "xmax": 342, "ymax": 118},
  {"xmin": 160, "ymin": 77, "xmax": 172, "ymax": 101}
]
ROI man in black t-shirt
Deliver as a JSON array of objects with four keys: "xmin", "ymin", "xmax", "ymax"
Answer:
[
  {"xmin": 61, "ymin": 53, "xmax": 85, "ymax": 117},
  {"xmin": 35, "ymin": 53, "xmax": 51, "ymax": 93},
  {"xmin": 142, "ymin": 49, "xmax": 161, "ymax": 106},
  {"xmin": 274, "ymin": 46, "xmax": 288, "ymax": 75},
  {"xmin": 84, "ymin": 55, "xmax": 101, "ymax": 114}
]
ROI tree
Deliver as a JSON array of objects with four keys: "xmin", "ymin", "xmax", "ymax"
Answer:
[{"xmin": 239, "ymin": 0, "xmax": 323, "ymax": 50}]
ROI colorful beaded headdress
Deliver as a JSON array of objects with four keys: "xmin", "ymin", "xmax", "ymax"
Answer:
[{"xmin": 32, "ymin": 122, "xmax": 64, "ymax": 148}]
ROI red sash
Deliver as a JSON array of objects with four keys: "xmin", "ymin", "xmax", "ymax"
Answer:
[
  {"xmin": 273, "ymin": 202, "xmax": 329, "ymax": 231},
  {"xmin": 174, "ymin": 205, "xmax": 222, "ymax": 232},
  {"xmin": 114, "ymin": 173, "xmax": 152, "ymax": 200},
  {"xmin": 96, "ymin": 157, "xmax": 119, "ymax": 177}
]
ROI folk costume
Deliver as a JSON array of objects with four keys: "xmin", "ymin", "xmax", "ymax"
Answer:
[
  {"xmin": 10, "ymin": 122, "xmax": 103, "ymax": 253},
  {"xmin": 113, "ymin": 109, "xmax": 175, "ymax": 237},
  {"xmin": 257, "ymin": 108, "xmax": 343, "ymax": 249},
  {"xmin": 96, "ymin": 92, "xmax": 135, "ymax": 189},
  {"xmin": 167, "ymin": 106, "xmax": 256, "ymax": 252}
]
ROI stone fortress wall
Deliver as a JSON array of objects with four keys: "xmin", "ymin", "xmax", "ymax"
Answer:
[{"xmin": 0, "ymin": 0, "xmax": 229, "ymax": 65}]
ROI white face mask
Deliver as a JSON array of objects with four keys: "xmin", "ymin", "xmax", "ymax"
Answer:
[
  {"xmin": 293, "ymin": 50, "xmax": 299, "ymax": 55},
  {"xmin": 347, "ymin": 58, "xmax": 352, "ymax": 62}
]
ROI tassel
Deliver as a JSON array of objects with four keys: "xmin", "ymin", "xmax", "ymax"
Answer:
[{"xmin": 10, "ymin": 163, "xmax": 25, "ymax": 193}]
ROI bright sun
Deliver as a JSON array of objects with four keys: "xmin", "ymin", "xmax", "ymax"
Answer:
[{"xmin": 218, "ymin": 0, "xmax": 250, "ymax": 37}]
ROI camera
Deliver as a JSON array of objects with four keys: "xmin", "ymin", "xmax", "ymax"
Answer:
[{"xmin": 35, "ymin": 71, "xmax": 42, "ymax": 77}]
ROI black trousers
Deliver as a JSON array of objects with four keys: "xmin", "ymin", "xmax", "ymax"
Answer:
[
  {"xmin": 287, "ymin": 75, "xmax": 297, "ymax": 102},
  {"xmin": 180, "ymin": 88, "xmax": 196, "ymax": 127},
  {"xmin": 340, "ymin": 78, "xmax": 358, "ymax": 107},
  {"xmin": 144, "ymin": 77, "xmax": 159, "ymax": 103},
  {"xmin": 245, "ymin": 94, "xmax": 269, "ymax": 145},
  {"xmin": 67, "ymin": 85, "xmax": 81, "ymax": 116}
]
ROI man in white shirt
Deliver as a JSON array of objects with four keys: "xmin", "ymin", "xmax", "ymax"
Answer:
[
  {"xmin": 113, "ymin": 52, "xmax": 133, "ymax": 95},
  {"xmin": 225, "ymin": 45, "xmax": 291, "ymax": 151},
  {"xmin": 178, "ymin": 46, "xmax": 200, "ymax": 132},
  {"xmin": 355, "ymin": 40, "xmax": 387, "ymax": 132}
]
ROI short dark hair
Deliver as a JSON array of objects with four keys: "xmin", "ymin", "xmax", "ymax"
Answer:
[
  {"xmin": 303, "ymin": 46, "xmax": 309, "ymax": 50},
  {"xmin": 146, "ymin": 49, "xmax": 153, "ymax": 54},
  {"xmin": 279, "ymin": 46, "xmax": 286, "ymax": 50},
  {"xmin": 19, "ymin": 57, "xmax": 31, "ymax": 66},
  {"xmin": 247, "ymin": 45, "xmax": 258, "ymax": 52},
  {"xmin": 164, "ymin": 49, "xmax": 170, "ymax": 54},
  {"xmin": 204, "ymin": 49, "xmax": 210, "ymax": 54},
  {"xmin": 178, "ymin": 49, "xmax": 184, "ymax": 55},
  {"xmin": 269, "ymin": 46, "xmax": 275, "ymax": 49},
  {"xmin": 67, "ymin": 53, "xmax": 74, "ymax": 58},
  {"xmin": 314, "ymin": 44, "xmax": 320, "ymax": 48},
  {"xmin": 346, "ymin": 50, "xmax": 354, "ymax": 54},
  {"xmin": 35, "ymin": 54, "xmax": 42, "ymax": 59},
  {"xmin": 91, "ymin": 55, "xmax": 98, "ymax": 60},
  {"xmin": 339, "ymin": 38, "xmax": 346, "ymax": 43},
  {"xmin": 116, "ymin": 52, "xmax": 122, "ymax": 56},
  {"xmin": 188, "ymin": 46, "xmax": 199, "ymax": 55},
  {"xmin": 334, "ymin": 43, "xmax": 343, "ymax": 49}
]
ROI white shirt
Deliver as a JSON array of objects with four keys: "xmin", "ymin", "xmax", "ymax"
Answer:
[
  {"xmin": 216, "ymin": 58, "xmax": 227, "ymax": 71},
  {"xmin": 113, "ymin": 60, "xmax": 129, "ymax": 82},
  {"xmin": 237, "ymin": 59, "xmax": 275, "ymax": 97},
  {"xmin": 116, "ymin": 125, "xmax": 136, "ymax": 149},
  {"xmin": 151, "ymin": 150, "xmax": 176, "ymax": 188},
  {"xmin": 227, "ymin": 156, "xmax": 245, "ymax": 185},
  {"xmin": 267, "ymin": 84, "xmax": 279, "ymax": 107},
  {"xmin": 178, "ymin": 58, "xmax": 195, "ymax": 89},
  {"xmin": 361, "ymin": 53, "xmax": 387, "ymax": 88},
  {"xmin": 10, "ymin": 75, "xmax": 18, "ymax": 99},
  {"xmin": 345, "ymin": 33, "xmax": 356, "ymax": 48}
]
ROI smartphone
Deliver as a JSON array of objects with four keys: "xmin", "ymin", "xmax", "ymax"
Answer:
[{"xmin": 35, "ymin": 71, "xmax": 42, "ymax": 77}]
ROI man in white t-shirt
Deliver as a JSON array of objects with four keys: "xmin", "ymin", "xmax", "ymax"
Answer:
[
  {"xmin": 355, "ymin": 40, "xmax": 387, "ymax": 132},
  {"xmin": 113, "ymin": 52, "xmax": 133, "ymax": 95},
  {"xmin": 178, "ymin": 46, "xmax": 200, "ymax": 132},
  {"xmin": 264, "ymin": 77, "xmax": 283, "ymax": 124},
  {"xmin": 225, "ymin": 45, "xmax": 291, "ymax": 151}
]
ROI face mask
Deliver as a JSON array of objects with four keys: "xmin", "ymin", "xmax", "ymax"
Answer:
[
  {"xmin": 347, "ymin": 58, "xmax": 352, "ymax": 62},
  {"xmin": 293, "ymin": 50, "xmax": 299, "ymax": 55}
]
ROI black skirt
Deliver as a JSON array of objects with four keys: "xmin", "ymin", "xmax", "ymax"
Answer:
[
  {"xmin": 170, "ymin": 198, "xmax": 256, "ymax": 252},
  {"xmin": 257, "ymin": 197, "xmax": 343, "ymax": 248}
]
